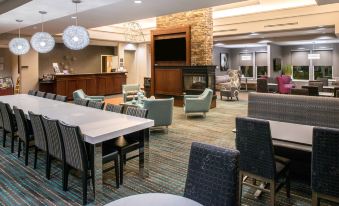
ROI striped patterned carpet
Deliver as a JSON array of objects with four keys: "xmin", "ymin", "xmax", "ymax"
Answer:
[{"xmin": 0, "ymin": 93, "xmax": 338, "ymax": 206}]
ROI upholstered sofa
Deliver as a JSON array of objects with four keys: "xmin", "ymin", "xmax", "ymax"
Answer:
[
  {"xmin": 143, "ymin": 98, "xmax": 174, "ymax": 131},
  {"xmin": 184, "ymin": 88, "xmax": 213, "ymax": 117},
  {"xmin": 276, "ymin": 75, "xmax": 294, "ymax": 94},
  {"xmin": 73, "ymin": 89, "xmax": 104, "ymax": 102},
  {"xmin": 122, "ymin": 84, "xmax": 144, "ymax": 103}
]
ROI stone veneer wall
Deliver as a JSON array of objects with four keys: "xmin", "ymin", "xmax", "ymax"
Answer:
[{"xmin": 156, "ymin": 8, "xmax": 213, "ymax": 65}]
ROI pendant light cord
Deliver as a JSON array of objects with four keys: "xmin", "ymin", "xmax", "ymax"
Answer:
[
  {"xmin": 75, "ymin": 2, "xmax": 78, "ymax": 26},
  {"xmin": 41, "ymin": 14, "xmax": 44, "ymax": 32}
]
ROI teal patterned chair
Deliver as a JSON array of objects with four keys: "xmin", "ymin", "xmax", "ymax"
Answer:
[
  {"xmin": 143, "ymin": 98, "xmax": 174, "ymax": 132},
  {"xmin": 122, "ymin": 84, "xmax": 144, "ymax": 103},
  {"xmin": 72, "ymin": 89, "xmax": 104, "ymax": 102},
  {"xmin": 183, "ymin": 88, "xmax": 213, "ymax": 118}
]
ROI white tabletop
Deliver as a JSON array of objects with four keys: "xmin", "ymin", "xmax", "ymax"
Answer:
[
  {"xmin": 0, "ymin": 94, "xmax": 154, "ymax": 144},
  {"xmin": 105, "ymin": 193, "xmax": 202, "ymax": 206}
]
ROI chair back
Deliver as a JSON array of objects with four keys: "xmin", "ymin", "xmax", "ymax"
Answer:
[
  {"xmin": 45, "ymin": 93, "xmax": 56, "ymax": 100},
  {"xmin": 309, "ymin": 80, "xmax": 323, "ymax": 92},
  {"xmin": 29, "ymin": 111, "xmax": 48, "ymax": 151},
  {"xmin": 236, "ymin": 117, "xmax": 276, "ymax": 179},
  {"xmin": 105, "ymin": 104, "xmax": 123, "ymax": 113},
  {"xmin": 87, "ymin": 101, "xmax": 104, "ymax": 110},
  {"xmin": 74, "ymin": 99, "xmax": 89, "ymax": 106},
  {"xmin": 36, "ymin": 91, "xmax": 46, "ymax": 98},
  {"xmin": 0, "ymin": 101, "xmax": 4, "ymax": 128},
  {"xmin": 333, "ymin": 87, "xmax": 339, "ymax": 98},
  {"xmin": 0, "ymin": 102, "xmax": 16, "ymax": 133},
  {"xmin": 316, "ymin": 77, "xmax": 328, "ymax": 86},
  {"xmin": 312, "ymin": 127, "xmax": 339, "ymax": 198},
  {"xmin": 126, "ymin": 107, "xmax": 148, "ymax": 118},
  {"xmin": 59, "ymin": 121, "xmax": 87, "ymax": 171},
  {"xmin": 143, "ymin": 98, "xmax": 173, "ymax": 127},
  {"xmin": 302, "ymin": 85, "xmax": 319, "ymax": 96},
  {"xmin": 122, "ymin": 84, "xmax": 140, "ymax": 93},
  {"xmin": 28, "ymin": 90, "xmax": 37, "ymax": 96},
  {"xmin": 256, "ymin": 78, "xmax": 268, "ymax": 93},
  {"xmin": 73, "ymin": 89, "xmax": 86, "ymax": 100},
  {"xmin": 13, "ymin": 106, "xmax": 31, "ymax": 143},
  {"xmin": 55, "ymin": 95, "xmax": 67, "ymax": 102},
  {"xmin": 184, "ymin": 142, "xmax": 240, "ymax": 206},
  {"xmin": 42, "ymin": 116, "xmax": 65, "ymax": 161}
]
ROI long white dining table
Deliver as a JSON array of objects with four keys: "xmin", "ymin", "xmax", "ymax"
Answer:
[{"xmin": 0, "ymin": 94, "xmax": 154, "ymax": 204}]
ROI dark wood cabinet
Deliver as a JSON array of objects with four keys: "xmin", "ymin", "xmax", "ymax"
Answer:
[{"xmin": 39, "ymin": 72, "xmax": 127, "ymax": 100}]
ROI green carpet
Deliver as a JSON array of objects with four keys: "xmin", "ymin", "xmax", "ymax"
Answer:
[{"xmin": 0, "ymin": 96, "xmax": 338, "ymax": 206}]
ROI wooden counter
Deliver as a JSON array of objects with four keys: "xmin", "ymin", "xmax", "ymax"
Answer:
[{"xmin": 39, "ymin": 72, "xmax": 127, "ymax": 100}]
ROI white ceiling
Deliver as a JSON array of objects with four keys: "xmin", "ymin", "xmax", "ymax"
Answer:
[{"xmin": 0, "ymin": 0, "xmax": 244, "ymax": 35}]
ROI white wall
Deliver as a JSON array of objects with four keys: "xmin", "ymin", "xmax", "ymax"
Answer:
[{"xmin": 20, "ymin": 50, "xmax": 39, "ymax": 94}]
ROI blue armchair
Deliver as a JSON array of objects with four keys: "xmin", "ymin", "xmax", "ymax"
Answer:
[
  {"xmin": 143, "ymin": 98, "xmax": 174, "ymax": 132},
  {"xmin": 73, "ymin": 89, "xmax": 104, "ymax": 102},
  {"xmin": 183, "ymin": 88, "xmax": 213, "ymax": 118}
]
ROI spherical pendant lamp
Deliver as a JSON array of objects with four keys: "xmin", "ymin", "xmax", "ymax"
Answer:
[
  {"xmin": 30, "ymin": 11, "xmax": 55, "ymax": 53},
  {"xmin": 62, "ymin": 0, "xmax": 89, "ymax": 50},
  {"xmin": 9, "ymin": 20, "xmax": 30, "ymax": 55}
]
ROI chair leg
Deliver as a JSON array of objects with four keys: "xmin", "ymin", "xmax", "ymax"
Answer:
[
  {"xmin": 82, "ymin": 171, "xmax": 88, "ymax": 205},
  {"xmin": 17, "ymin": 139, "xmax": 21, "ymax": 158},
  {"xmin": 114, "ymin": 157, "xmax": 120, "ymax": 188},
  {"xmin": 2, "ymin": 131, "xmax": 6, "ymax": 147},
  {"xmin": 312, "ymin": 192, "xmax": 320, "ymax": 206},
  {"xmin": 63, "ymin": 164, "xmax": 69, "ymax": 191},
  {"xmin": 24, "ymin": 142, "xmax": 29, "ymax": 166},
  {"xmin": 286, "ymin": 171, "xmax": 291, "ymax": 198},
  {"xmin": 10, "ymin": 132, "xmax": 15, "ymax": 153},
  {"xmin": 46, "ymin": 154, "xmax": 51, "ymax": 179},
  {"xmin": 270, "ymin": 181, "xmax": 276, "ymax": 206},
  {"xmin": 238, "ymin": 172, "xmax": 243, "ymax": 205},
  {"xmin": 120, "ymin": 153, "xmax": 124, "ymax": 185},
  {"xmin": 34, "ymin": 147, "xmax": 38, "ymax": 169}
]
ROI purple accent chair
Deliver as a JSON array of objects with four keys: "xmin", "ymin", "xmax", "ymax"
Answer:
[{"xmin": 276, "ymin": 75, "xmax": 294, "ymax": 94}]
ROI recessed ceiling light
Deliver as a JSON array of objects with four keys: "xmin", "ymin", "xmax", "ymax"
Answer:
[
  {"xmin": 71, "ymin": 16, "xmax": 77, "ymax": 19},
  {"xmin": 249, "ymin": 32, "xmax": 259, "ymax": 36},
  {"xmin": 317, "ymin": 27, "xmax": 325, "ymax": 31},
  {"xmin": 134, "ymin": 0, "xmax": 142, "ymax": 3}
]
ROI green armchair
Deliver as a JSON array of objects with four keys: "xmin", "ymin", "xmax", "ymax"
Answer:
[
  {"xmin": 122, "ymin": 84, "xmax": 144, "ymax": 103},
  {"xmin": 143, "ymin": 98, "xmax": 174, "ymax": 132},
  {"xmin": 183, "ymin": 88, "xmax": 213, "ymax": 118},
  {"xmin": 73, "ymin": 89, "xmax": 104, "ymax": 102}
]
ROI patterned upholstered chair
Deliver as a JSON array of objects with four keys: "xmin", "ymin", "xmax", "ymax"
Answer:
[
  {"xmin": 58, "ymin": 122, "xmax": 94, "ymax": 205},
  {"xmin": 55, "ymin": 95, "xmax": 67, "ymax": 102},
  {"xmin": 41, "ymin": 116, "xmax": 66, "ymax": 187},
  {"xmin": 302, "ymin": 85, "xmax": 319, "ymax": 96},
  {"xmin": 73, "ymin": 89, "xmax": 104, "ymax": 102},
  {"xmin": 257, "ymin": 78, "xmax": 268, "ymax": 93},
  {"xmin": 13, "ymin": 106, "xmax": 34, "ymax": 166},
  {"xmin": 29, "ymin": 112, "xmax": 50, "ymax": 178},
  {"xmin": 309, "ymin": 80, "xmax": 323, "ymax": 92},
  {"xmin": 183, "ymin": 88, "xmax": 213, "ymax": 117},
  {"xmin": 312, "ymin": 127, "xmax": 339, "ymax": 206},
  {"xmin": 36, "ymin": 91, "xmax": 46, "ymax": 98},
  {"xmin": 236, "ymin": 117, "xmax": 291, "ymax": 206},
  {"xmin": 74, "ymin": 98, "xmax": 89, "ymax": 106},
  {"xmin": 220, "ymin": 69, "xmax": 241, "ymax": 100},
  {"xmin": 45, "ymin": 93, "xmax": 56, "ymax": 100},
  {"xmin": 87, "ymin": 101, "xmax": 105, "ymax": 110},
  {"xmin": 122, "ymin": 84, "xmax": 143, "ymax": 103},
  {"xmin": 28, "ymin": 90, "xmax": 37, "ymax": 96},
  {"xmin": 184, "ymin": 142, "xmax": 240, "ymax": 206},
  {"xmin": 105, "ymin": 103, "xmax": 123, "ymax": 113},
  {"xmin": 0, "ymin": 102, "xmax": 18, "ymax": 153},
  {"xmin": 142, "ymin": 98, "xmax": 174, "ymax": 131}
]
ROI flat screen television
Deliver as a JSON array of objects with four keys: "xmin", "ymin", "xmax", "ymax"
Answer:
[{"xmin": 154, "ymin": 38, "xmax": 186, "ymax": 61}]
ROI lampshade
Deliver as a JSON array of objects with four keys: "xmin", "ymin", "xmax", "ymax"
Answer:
[
  {"xmin": 9, "ymin": 37, "xmax": 30, "ymax": 55},
  {"xmin": 62, "ymin": 25, "xmax": 89, "ymax": 50},
  {"xmin": 31, "ymin": 32, "xmax": 55, "ymax": 53}
]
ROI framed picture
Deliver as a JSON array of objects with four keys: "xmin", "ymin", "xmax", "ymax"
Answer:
[
  {"xmin": 52, "ymin": 63, "xmax": 61, "ymax": 74},
  {"xmin": 273, "ymin": 58, "xmax": 281, "ymax": 71},
  {"xmin": 220, "ymin": 53, "xmax": 230, "ymax": 71}
]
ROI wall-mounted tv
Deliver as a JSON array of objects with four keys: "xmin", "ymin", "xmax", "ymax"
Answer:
[{"xmin": 154, "ymin": 37, "xmax": 186, "ymax": 61}]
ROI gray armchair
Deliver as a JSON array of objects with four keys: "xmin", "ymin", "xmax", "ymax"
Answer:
[
  {"xmin": 183, "ymin": 88, "xmax": 213, "ymax": 118},
  {"xmin": 122, "ymin": 84, "xmax": 143, "ymax": 103},
  {"xmin": 143, "ymin": 98, "xmax": 174, "ymax": 132}
]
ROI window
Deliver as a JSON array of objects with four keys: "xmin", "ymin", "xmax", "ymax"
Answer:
[
  {"xmin": 314, "ymin": 66, "xmax": 332, "ymax": 79},
  {"xmin": 257, "ymin": 66, "xmax": 268, "ymax": 78},
  {"xmin": 293, "ymin": 66, "xmax": 309, "ymax": 80},
  {"xmin": 240, "ymin": 66, "xmax": 253, "ymax": 77}
]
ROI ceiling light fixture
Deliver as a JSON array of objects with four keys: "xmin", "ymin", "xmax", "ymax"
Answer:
[
  {"xmin": 249, "ymin": 32, "xmax": 259, "ymax": 36},
  {"xmin": 9, "ymin": 20, "xmax": 30, "ymax": 55},
  {"xmin": 30, "ymin": 11, "xmax": 55, "ymax": 53},
  {"xmin": 62, "ymin": 0, "xmax": 90, "ymax": 50},
  {"xmin": 134, "ymin": 0, "xmax": 142, "ymax": 4}
]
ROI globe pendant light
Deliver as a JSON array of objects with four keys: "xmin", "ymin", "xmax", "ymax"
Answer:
[
  {"xmin": 9, "ymin": 20, "xmax": 30, "ymax": 55},
  {"xmin": 62, "ymin": 0, "xmax": 90, "ymax": 50},
  {"xmin": 31, "ymin": 11, "xmax": 55, "ymax": 53}
]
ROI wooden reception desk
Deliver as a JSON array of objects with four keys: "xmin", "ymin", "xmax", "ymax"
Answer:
[{"xmin": 39, "ymin": 72, "xmax": 127, "ymax": 100}]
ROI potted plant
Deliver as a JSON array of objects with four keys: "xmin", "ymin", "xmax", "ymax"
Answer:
[{"xmin": 282, "ymin": 64, "xmax": 292, "ymax": 76}]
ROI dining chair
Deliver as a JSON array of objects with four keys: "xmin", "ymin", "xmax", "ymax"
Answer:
[
  {"xmin": 256, "ymin": 78, "xmax": 268, "ymax": 93},
  {"xmin": 0, "ymin": 102, "xmax": 4, "ymax": 147},
  {"xmin": 87, "ymin": 101, "xmax": 105, "ymax": 110},
  {"xmin": 55, "ymin": 95, "xmax": 67, "ymax": 102},
  {"xmin": 13, "ymin": 106, "xmax": 34, "ymax": 166},
  {"xmin": 105, "ymin": 103, "xmax": 123, "ymax": 113},
  {"xmin": 74, "ymin": 98, "xmax": 89, "ymax": 106},
  {"xmin": 28, "ymin": 90, "xmax": 37, "ymax": 96},
  {"xmin": 58, "ymin": 121, "xmax": 94, "ymax": 205},
  {"xmin": 36, "ymin": 91, "xmax": 46, "ymax": 98},
  {"xmin": 302, "ymin": 85, "xmax": 319, "ymax": 96},
  {"xmin": 41, "ymin": 116, "xmax": 66, "ymax": 185},
  {"xmin": 112, "ymin": 107, "xmax": 148, "ymax": 184},
  {"xmin": 312, "ymin": 127, "xmax": 339, "ymax": 206},
  {"xmin": 235, "ymin": 117, "xmax": 291, "ymax": 206},
  {"xmin": 333, "ymin": 87, "xmax": 339, "ymax": 98},
  {"xmin": 45, "ymin": 93, "xmax": 56, "ymax": 100},
  {"xmin": 0, "ymin": 102, "xmax": 18, "ymax": 153},
  {"xmin": 29, "ymin": 111, "xmax": 50, "ymax": 178},
  {"xmin": 184, "ymin": 142, "xmax": 240, "ymax": 206}
]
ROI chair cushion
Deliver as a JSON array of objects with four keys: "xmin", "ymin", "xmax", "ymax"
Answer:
[{"xmin": 126, "ymin": 91, "xmax": 138, "ymax": 95}]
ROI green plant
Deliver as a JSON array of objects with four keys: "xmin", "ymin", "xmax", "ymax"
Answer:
[{"xmin": 282, "ymin": 64, "xmax": 292, "ymax": 76}]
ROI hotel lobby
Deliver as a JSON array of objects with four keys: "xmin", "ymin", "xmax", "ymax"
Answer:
[{"xmin": 0, "ymin": 0, "xmax": 339, "ymax": 205}]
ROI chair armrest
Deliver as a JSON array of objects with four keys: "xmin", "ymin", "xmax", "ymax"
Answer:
[
  {"xmin": 184, "ymin": 95, "xmax": 200, "ymax": 103},
  {"xmin": 184, "ymin": 98, "xmax": 209, "ymax": 113},
  {"xmin": 89, "ymin": 96, "xmax": 104, "ymax": 100}
]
